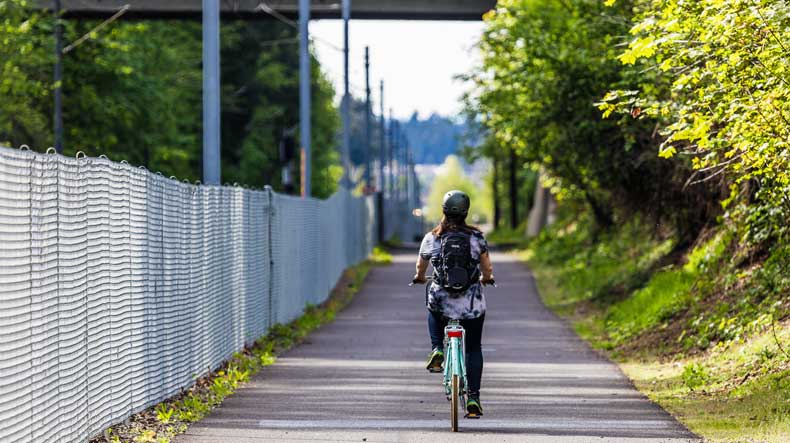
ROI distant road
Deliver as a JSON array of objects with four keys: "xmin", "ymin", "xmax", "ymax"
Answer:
[{"xmin": 178, "ymin": 250, "xmax": 698, "ymax": 442}]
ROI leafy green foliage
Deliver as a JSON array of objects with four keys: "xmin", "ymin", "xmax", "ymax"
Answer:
[
  {"xmin": 527, "ymin": 211, "xmax": 788, "ymax": 353},
  {"xmin": 154, "ymin": 404, "xmax": 174, "ymax": 425},
  {"xmin": 468, "ymin": 0, "xmax": 726, "ymax": 233},
  {"xmin": 606, "ymin": 270, "xmax": 696, "ymax": 346},
  {"xmin": 681, "ymin": 362, "xmax": 709, "ymax": 391},
  {"xmin": 601, "ymin": 0, "xmax": 790, "ymax": 243},
  {"xmin": 473, "ymin": 7, "xmax": 789, "ymax": 438},
  {"xmin": 526, "ymin": 215, "xmax": 790, "ymax": 441},
  {"xmin": 1, "ymin": 0, "xmax": 341, "ymax": 196},
  {"xmin": 218, "ymin": 21, "xmax": 340, "ymax": 196},
  {"xmin": 525, "ymin": 209, "xmax": 673, "ymax": 310},
  {"xmin": 0, "ymin": 0, "xmax": 54, "ymax": 148},
  {"xmin": 469, "ymin": 0, "xmax": 790, "ymax": 246}
]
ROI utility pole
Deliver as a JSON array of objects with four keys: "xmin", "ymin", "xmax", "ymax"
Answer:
[
  {"xmin": 364, "ymin": 46, "xmax": 372, "ymax": 192},
  {"xmin": 403, "ymin": 140, "xmax": 411, "ymax": 205},
  {"xmin": 406, "ymin": 147, "xmax": 412, "ymax": 208},
  {"xmin": 340, "ymin": 0, "xmax": 351, "ymax": 188},
  {"xmin": 392, "ymin": 119, "xmax": 400, "ymax": 202},
  {"xmin": 299, "ymin": 0, "xmax": 311, "ymax": 196},
  {"xmin": 53, "ymin": 0, "xmax": 63, "ymax": 153},
  {"xmin": 388, "ymin": 108, "xmax": 394, "ymax": 200},
  {"xmin": 400, "ymin": 124, "xmax": 405, "ymax": 203},
  {"xmin": 378, "ymin": 80, "xmax": 385, "ymax": 194},
  {"xmin": 202, "ymin": 0, "xmax": 221, "ymax": 185}
]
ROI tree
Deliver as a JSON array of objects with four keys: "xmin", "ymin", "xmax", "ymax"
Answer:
[
  {"xmin": 425, "ymin": 155, "xmax": 486, "ymax": 224},
  {"xmin": 0, "ymin": 2, "xmax": 342, "ymax": 197},
  {"xmin": 466, "ymin": 0, "xmax": 723, "ymax": 237},
  {"xmin": 600, "ymin": 0, "xmax": 790, "ymax": 243},
  {"xmin": 218, "ymin": 21, "xmax": 340, "ymax": 197},
  {"xmin": 0, "ymin": 0, "xmax": 53, "ymax": 148}
]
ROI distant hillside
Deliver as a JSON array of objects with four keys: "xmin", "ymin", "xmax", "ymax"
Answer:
[
  {"xmin": 401, "ymin": 113, "xmax": 470, "ymax": 165},
  {"xmin": 346, "ymin": 101, "xmax": 474, "ymax": 166}
]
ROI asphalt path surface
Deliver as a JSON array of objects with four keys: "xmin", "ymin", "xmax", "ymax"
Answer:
[{"xmin": 178, "ymin": 249, "xmax": 698, "ymax": 442}]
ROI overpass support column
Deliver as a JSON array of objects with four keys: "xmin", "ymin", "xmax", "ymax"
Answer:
[
  {"xmin": 202, "ymin": 0, "xmax": 221, "ymax": 185},
  {"xmin": 299, "ymin": 0, "xmax": 311, "ymax": 196},
  {"xmin": 340, "ymin": 0, "xmax": 352, "ymax": 188}
]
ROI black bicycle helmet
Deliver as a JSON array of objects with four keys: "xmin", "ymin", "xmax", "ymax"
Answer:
[{"xmin": 442, "ymin": 190, "xmax": 470, "ymax": 218}]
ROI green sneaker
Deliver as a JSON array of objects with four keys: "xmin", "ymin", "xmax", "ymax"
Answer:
[
  {"xmin": 466, "ymin": 392, "xmax": 483, "ymax": 417},
  {"xmin": 426, "ymin": 348, "xmax": 444, "ymax": 373}
]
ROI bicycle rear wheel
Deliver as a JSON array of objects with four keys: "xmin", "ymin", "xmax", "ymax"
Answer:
[{"xmin": 450, "ymin": 374, "xmax": 459, "ymax": 432}]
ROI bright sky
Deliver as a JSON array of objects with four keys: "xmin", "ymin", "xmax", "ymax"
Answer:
[{"xmin": 309, "ymin": 20, "xmax": 484, "ymax": 120}]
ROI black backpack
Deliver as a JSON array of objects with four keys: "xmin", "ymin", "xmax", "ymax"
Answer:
[{"xmin": 432, "ymin": 231, "xmax": 479, "ymax": 295}]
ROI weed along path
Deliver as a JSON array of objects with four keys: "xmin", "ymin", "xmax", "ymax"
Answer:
[{"xmin": 177, "ymin": 250, "xmax": 698, "ymax": 443}]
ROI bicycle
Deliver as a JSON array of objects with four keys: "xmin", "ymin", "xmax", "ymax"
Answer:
[
  {"xmin": 443, "ymin": 318, "xmax": 469, "ymax": 431},
  {"xmin": 410, "ymin": 277, "xmax": 494, "ymax": 431}
]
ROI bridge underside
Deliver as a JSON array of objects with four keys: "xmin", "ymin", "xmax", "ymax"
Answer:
[{"xmin": 44, "ymin": 1, "xmax": 496, "ymax": 20}]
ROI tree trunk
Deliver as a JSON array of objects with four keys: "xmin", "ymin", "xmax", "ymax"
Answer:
[
  {"xmin": 508, "ymin": 148, "xmax": 518, "ymax": 229},
  {"xmin": 527, "ymin": 169, "xmax": 549, "ymax": 237},
  {"xmin": 492, "ymin": 155, "xmax": 501, "ymax": 229},
  {"xmin": 584, "ymin": 191, "xmax": 614, "ymax": 230}
]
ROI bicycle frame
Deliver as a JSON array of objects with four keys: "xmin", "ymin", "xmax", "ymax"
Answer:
[{"xmin": 443, "ymin": 320, "xmax": 468, "ymax": 399}]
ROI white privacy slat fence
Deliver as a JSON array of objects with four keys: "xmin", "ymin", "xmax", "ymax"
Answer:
[{"xmin": 0, "ymin": 146, "xmax": 416, "ymax": 442}]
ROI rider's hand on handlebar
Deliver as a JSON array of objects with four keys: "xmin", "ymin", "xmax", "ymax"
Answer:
[
  {"xmin": 412, "ymin": 275, "xmax": 428, "ymax": 285},
  {"xmin": 481, "ymin": 276, "xmax": 496, "ymax": 287}
]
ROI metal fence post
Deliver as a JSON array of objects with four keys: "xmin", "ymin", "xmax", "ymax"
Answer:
[{"xmin": 265, "ymin": 186, "xmax": 275, "ymax": 328}]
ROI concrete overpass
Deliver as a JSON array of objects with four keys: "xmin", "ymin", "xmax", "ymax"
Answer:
[{"xmin": 39, "ymin": 0, "xmax": 496, "ymax": 20}]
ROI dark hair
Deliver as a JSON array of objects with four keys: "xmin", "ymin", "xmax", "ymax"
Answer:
[{"xmin": 431, "ymin": 214, "xmax": 481, "ymax": 236}]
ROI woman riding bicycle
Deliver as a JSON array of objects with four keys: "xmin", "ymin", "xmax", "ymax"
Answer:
[{"xmin": 412, "ymin": 190, "xmax": 494, "ymax": 417}]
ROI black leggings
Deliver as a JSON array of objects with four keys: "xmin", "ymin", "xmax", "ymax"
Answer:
[{"xmin": 428, "ymin": 310, "xmax": 485, "ymax": 393}]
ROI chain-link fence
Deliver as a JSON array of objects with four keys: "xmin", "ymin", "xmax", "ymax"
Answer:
[{"xmin": 0, "ymin": 146, "xmax": 414, "ymax": 442}]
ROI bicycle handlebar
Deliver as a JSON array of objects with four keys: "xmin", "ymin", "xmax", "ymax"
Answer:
[
  {"xmin": 409, "ymin": 276, "xmax": 433, "ymax": 287},
  {"xmin": 409, "ymin": 277, "xmax": 497, "ymax": 287}
]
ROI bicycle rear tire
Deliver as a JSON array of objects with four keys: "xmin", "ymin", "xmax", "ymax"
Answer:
[{"xmin": 451, "ymin": 374, "xmax": 459, "ymax": 432}]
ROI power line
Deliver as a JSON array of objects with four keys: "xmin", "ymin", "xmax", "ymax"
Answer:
[
  {"xmin": 259, "ymin": 37, "xmax": 300, "ymax": 47},
  {"xmin": 310, "ymin": 36, "xmax": 343, "ymax": 53},
  {"xmin": 62, "ymin": 3, "xmax": 130, "ymax": 54},
  {"xmin": 255, "ymin": 2, "xmax": 297, "ymax": 29},
  {"xmin": 256, "ymin": 1, "xmax": 343, "ymax": 52}
]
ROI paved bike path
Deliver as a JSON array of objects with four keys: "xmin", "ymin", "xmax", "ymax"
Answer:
[{"xmin": 178, "ymin": 249, "xmax": 698, "ymax": 442}]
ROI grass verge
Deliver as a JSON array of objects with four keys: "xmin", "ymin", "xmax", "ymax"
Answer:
[
  {"xmin": 620, "ymin": 324, "xmax": 789, "ymax": 443},
  {"xmin": 93, "ymin": 247, "xmax": 392, "ymax": 443},
  {"xmin": 520, "ymin": 217, "xmax": 789, "ymax": 443}
]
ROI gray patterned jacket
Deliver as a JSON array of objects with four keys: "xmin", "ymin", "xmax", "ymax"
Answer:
[{"xmin": 419, "ymin": 231, "xmax": 488, "ymax": 319}]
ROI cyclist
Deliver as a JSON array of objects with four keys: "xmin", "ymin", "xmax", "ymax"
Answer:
[{"xmin": 412, "ymin": 190, "xmax": 495, "ymax": 417}]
